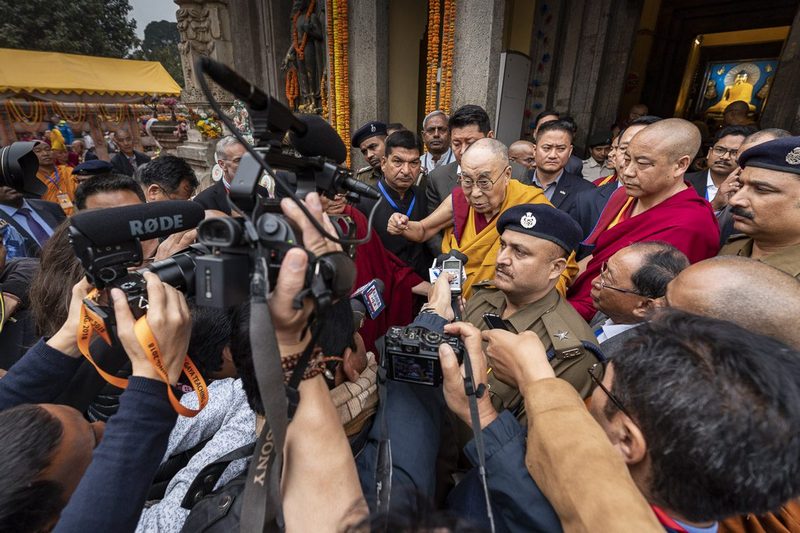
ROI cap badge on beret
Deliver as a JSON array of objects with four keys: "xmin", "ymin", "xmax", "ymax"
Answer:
[
  {"xmin": 786, "ymin": 147, "xmax": 800, "ymax": 166},
  {"xmin": 520, "ymin": 212, "xmax": 537, "ymax": 229},
  {"xmin": 370, "ymin": 124, "xmax": 376, "ymax": 133}
]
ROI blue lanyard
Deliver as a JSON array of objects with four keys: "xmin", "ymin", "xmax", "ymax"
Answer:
[{"xmin": 378, "ymin": 180, "xmax": 415, "ymax": 217}]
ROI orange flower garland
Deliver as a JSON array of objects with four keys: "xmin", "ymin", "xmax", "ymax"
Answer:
[
  {"xmin": 328, "ymin": 0, "xmax": 351, "ymax": 167},
  {"xmin": 292, "ymin": 0, "xmax": 317, "ymax": 61},
  {"xmin": 285, "ymin": 66, "xmax": 300, "ymax": 109},
  {"xmin": 325, "ymin": 0, "xmax": 336, "ymax": 129},
  {"xmin": 440, "ymin": 0, "xmax": 456, "ymax": 113},
  {"xmin": 52, "ymin": 102, "xmax": 87, "ymax": 124},
  {"xmin": 424, "ymin": 0, "xmax": 441, "ymax": 116}
]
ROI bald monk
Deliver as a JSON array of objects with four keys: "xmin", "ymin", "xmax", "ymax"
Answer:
[
  {"xmin": 508, "ymin": 140, "xmax": 536, "ymax": 171},
  {"xmin": 388, "ymin": 138, "xmax": 578, "ymax": 298},
  {"xmin": 567, "ymin": 118, "xmax": 720, "ymax": 320},
  {"xmin": 664, "ymin": 254, "xmax": 800, "ymax": 533}
]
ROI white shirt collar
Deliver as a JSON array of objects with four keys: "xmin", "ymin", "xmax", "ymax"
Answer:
[
  {"xmin": 705, "ymin": 170, "xmax": 719, "ymax": 200},
  {"xmin": 597, "ymin": 318, "xmax": 640, "ymax": 342}
]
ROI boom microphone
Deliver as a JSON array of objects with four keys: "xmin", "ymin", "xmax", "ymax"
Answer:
[
  {"xmin": 70, "ymin": 201, "xmax": 206, "ymax": 246},
  {"xmin": 290, "ymin": 114, "xmax": 347, "ymax": 164}
]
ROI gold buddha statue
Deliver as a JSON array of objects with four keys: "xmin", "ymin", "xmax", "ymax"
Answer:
[{"xmin": 707, "ymin": 71, "xmax": 756, "ymax": 114}]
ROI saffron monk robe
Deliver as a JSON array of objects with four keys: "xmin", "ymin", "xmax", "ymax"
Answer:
[
  {"xmin": 33, "ymin": 141, "xmax": 78, "ymax": 215},
  {"xmin": 387, "ymin": 138, "xmax": 578, "ymax": 299},
  {"xmin": 568, "ymin": 119, "xmax": 719, "ymax": 321}
]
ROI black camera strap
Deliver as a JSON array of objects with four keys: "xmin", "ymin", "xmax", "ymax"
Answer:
[
  {"xmin": 462, "ymin": 349, "xmax": 496, "ymax": 533},
  {"xmin": 241, "ymin": 258, "xmax": 287, "ymax": 533}
]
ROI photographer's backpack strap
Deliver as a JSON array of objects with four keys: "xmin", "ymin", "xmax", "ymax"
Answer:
[
  {"xmin": 178, "ymin": 443, "xmax": 256, "ymax": 533},
  {"xmin": 181, "ymin": 442, "xmax": 256, "ymax": 510}
]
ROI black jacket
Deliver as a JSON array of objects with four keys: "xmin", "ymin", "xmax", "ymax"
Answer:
[
  {"xmin": 194, "ymin": 180, "xmax": 231, "ymax": 214},
  {"xmin": 685, "ymin": 170, "xmax": 708, "ymax": 199},
  {"xmin": 111, "ymin": 150, "xmax": 151, "ymax": 177},
  {"xmin": 543, "ymin": 172, "xmax": 596, "ymax": 213}
]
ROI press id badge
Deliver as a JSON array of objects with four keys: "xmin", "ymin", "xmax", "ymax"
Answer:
[{"xmin": 57, "ymin": 193, "xmax": 74, "ymax": 211}]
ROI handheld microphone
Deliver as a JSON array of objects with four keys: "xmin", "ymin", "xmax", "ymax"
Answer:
[
  {"xmin": 290, "ymin": 114, "xmax": 347, "ymax": 164},
  {"xmin": 351, "ymin": 279, "xmax": 386, "ymax": 321},
  {"xmin": 70, "ymin": 201, "xmax": 206, "ymax": 246}
]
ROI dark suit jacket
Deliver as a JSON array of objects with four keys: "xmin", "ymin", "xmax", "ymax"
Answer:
[
  {"xmin": 546, "ymin": 172, "xmax": 596, "ymax": 213},
  {"xmin": 567, "ymin": 181, "xmax": 616, "ymax": 239},
  {"xmin": 110, "ymin": 150, "xmax": 151, "ymax": 177},
  {"xmin": 28, "ymin": 199, "xmax": 66, "ymax": 230},
  {"xmin": 685, "ymin": 170, "xmax": 708, "ymax": 198},
  {"xmin": 193, "ymin": 180, "xmax": 231, "ymax": 214}
]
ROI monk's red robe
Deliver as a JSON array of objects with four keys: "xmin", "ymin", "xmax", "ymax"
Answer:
[
  {"xmin": 344, "ymin": 205, "xmax": 423, "ymax": 354},
  {"xmin": 593, "ymin": 172, "xmax": 617, "ymax": 186},
  {"xmin": 567, "ymin": 185, "xmax": 720, "ymax": 321}
]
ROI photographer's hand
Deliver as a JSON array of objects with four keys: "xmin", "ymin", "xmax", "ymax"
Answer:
[
  {"xmin": 427, "ymin": 273, "xmax": 455, "ymax": 321},
  {"xmin": 271, "ymin": 193, "xmax": 343, "ymax": 346},
  {"xmin": 482, "ymin": 330, "xmax": 555, "ymax": 389},
  {"xmin": 440, "ymin": 321, "xmax": 497, "ymax": 430},
  {"xmin": 47, "ymin": 278, "xmax": 93, "ymax": 358},
  {"xmin": 112, "ymin": 272, "xmax": 191, "ymax": 384}
]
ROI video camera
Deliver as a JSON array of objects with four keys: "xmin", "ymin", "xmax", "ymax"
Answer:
[
  {"xmin": 0, "ymin": 141, "xmax": 48, "ymax": 196},
  {"xmin": 382, "ymin": 325, "xmax": 465, "ymax": 386}
]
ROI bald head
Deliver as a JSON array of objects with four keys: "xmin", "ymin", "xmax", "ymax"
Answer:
[
  {"xmin": 666, "ymin": 256, "xmax": 800, "ymax": 348},
  {"xmin": 463, "ymin": 137, "xmax": 509, "ymax": 166},
  {"xmin": 508, "ymin": 140, "xmax": 535, "ymax": 169},
  {"xmin": 740, "ymin": 128, "xmax": 791, "ymax": 154},
  {"xmin": 635, "ymin": 118, "xmax": 701, "ymax": 163}
]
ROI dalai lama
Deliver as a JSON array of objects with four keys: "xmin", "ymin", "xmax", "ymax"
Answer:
[{"xmin": 388, "ymin": 137, "xmax": 577, "ymax": 298}]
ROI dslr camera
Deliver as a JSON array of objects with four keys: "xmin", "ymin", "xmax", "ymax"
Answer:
[{"xmin": 382, "ymin": 325, "xmax": 464, "ymax": 386}]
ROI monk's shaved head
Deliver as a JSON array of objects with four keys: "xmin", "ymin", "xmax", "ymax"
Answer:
[
  {"xmin": 463, "ymin": 137, "xmax": 509, "ymax": 166},
  {"xmin": 635, "ymin": 118, "xmax": 701, "ymax": 163},
  {"xmin": 666, "ymin": 256, "xmax": 800, "ymax": 348}
]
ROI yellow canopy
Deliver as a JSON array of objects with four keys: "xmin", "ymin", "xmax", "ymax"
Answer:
[{"xmin": 0, "ymin": 48, "xmax": 181, "ymax": 97}]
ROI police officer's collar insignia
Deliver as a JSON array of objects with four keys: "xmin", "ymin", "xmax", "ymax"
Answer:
[
  {"xmin": 370, "ymin": 124, "xmax": 376, "ymax": 133},
  {"xmin": 520, "ymin": 212, "xmax": 536, "ymax": 229},
  {"xmin": 786, "ymin": 147, "xmax": 800, "ymax": 166},
  {"xmin": 555, "ymin": 330, "xmax": 569, "ymax": 341}
]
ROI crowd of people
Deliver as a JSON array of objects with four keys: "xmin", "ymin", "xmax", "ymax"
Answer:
[{"xmin": 0, "ymin": 92, "xmax": 799, "ymax": 533}]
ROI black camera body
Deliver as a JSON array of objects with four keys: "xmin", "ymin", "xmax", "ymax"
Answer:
[{"xmin": 383, "ymin": 325, "xmax": 464, "ymax": 386}]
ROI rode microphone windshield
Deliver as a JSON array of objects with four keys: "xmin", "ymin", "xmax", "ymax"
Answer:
[{"xmin": 70, "ymin": 201, "xmax": 206, "ymax": 246}]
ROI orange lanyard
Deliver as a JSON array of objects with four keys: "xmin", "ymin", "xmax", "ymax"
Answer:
[
  {"xmin": 608, "ymin": 197, "xmax": 635, "ymax": 230},
  {"xmin": 77, "ymin": 289, "xmax": 209, "ymax": 417},
  {"xmin": 598, "ymin": 173, "xmax": 616, "ymax": 186}
]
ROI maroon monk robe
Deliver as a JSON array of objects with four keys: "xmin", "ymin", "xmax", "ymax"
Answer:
[
  {"xmin": 342, "ymin": 205, "xmax": 423, "ymax": 354},
  {"xmin": 568, "ymin": 185, "xmax": 720, "ymax": 321}
]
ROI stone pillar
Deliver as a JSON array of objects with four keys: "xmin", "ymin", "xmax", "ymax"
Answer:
[
  {"xmin": 174, "ymin": 0, "xmax": 235, "ymax": 187},
  {"xmin": 348, "ymin": 0, "xmax": 390, "ymax": 168},
  {"xmin": 528, "ymin": 0, "xmax": 642, "ymax": 150},
  {"xmin": 450, "ymin": 0, "xmax": 506, "ymax": 123},
  {"xmin": 761, "ymin": 5, "xmax": 800, "ymax": 133},
  {"xmin": 226, "ymin": 1, "xmax": 292, "ymax": 104}
]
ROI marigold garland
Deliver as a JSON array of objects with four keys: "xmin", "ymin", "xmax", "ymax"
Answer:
[
  {"xmin": 292, "ymin": 0, "xmax": 316, "ymax": 61},
  {"xmin": 285, "ymin": 66, "xmax": 300, "ymax": 109},
  {"xmin": 424, "ymin": 0, "xmax": 456, "ymax": 115},
  {"xmin": 51, "ymin": 102, "xmax": 87, "ymax": 124},
  {"xmin": 327, "ymin": 0, "xmax": 350, "ymax": 167},
  {"xmin": 325, "ymin": 0, "xmax": 337, "ymax": 130},
  {"xmin": 5, "ymin": 100, "xmax": 44, "ymax": 124},
  {"xmin": 98, "ymin": 104, "xmax": 129, "ymax": 124}
]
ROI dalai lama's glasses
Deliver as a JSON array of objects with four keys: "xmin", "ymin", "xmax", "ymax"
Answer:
[
  {"xmin": 459, "ymin": 166, "xmax": 509, "ymax": 191},
  {"xmin": 588, "ymin": 362, "xmax": 631, "ymax": 418},
  {"xmin": 598, "ymin": 261, "xmax": 642, "ymax": 296}
]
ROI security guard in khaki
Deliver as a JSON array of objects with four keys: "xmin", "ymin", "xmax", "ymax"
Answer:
[
  {"xmin": 351, "ymin": 120, "xmax": 387, "ymax": 188},
  {"xmin": 718, "ymin": 135, "xmax": 800, "ymax": 279},
  {"xmin": 455, "ymin": 203, "xmax": 599, "ymax": 422}
]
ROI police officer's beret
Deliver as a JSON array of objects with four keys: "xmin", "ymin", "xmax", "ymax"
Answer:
[
  {"xmin": 497, "ymin": 203, "xmax": 583, "ymax": 254},
  {"xmin": 587, "ymin": 131, "xmax": 612, "ymax": 148},
  {"xmin": 351, "ymin": 121, "xmax": 387, "ymax": 148},
  {"xmin": 73, "ymin": 159, "xmax": 113, "ymax": 176},
  {"xmin": 738, "ymin": 135, "xmax": 800, "ymax": 176}
]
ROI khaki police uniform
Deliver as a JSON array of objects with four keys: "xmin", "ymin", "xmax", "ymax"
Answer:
[
  {"xmin": 719, "ymin": 235, "xmax": 800, "ymax": 278},
  {"xmin": 464, "ymin": 282, "xmax": 599, "ymax": 421},
  {"xmin": 354, "ymin": 165, "xmax": 382, "ymax": 189}
]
